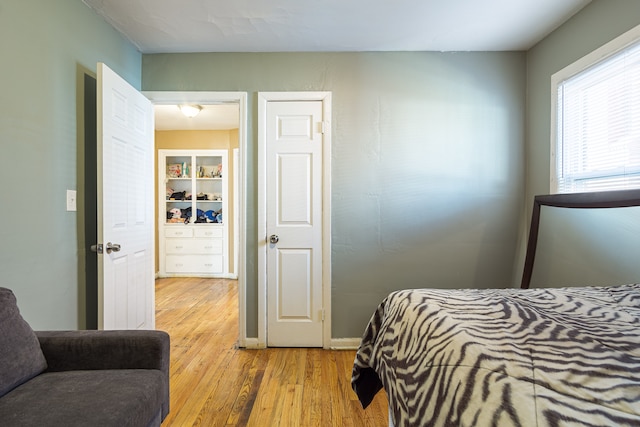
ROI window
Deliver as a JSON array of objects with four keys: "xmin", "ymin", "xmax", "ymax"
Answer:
[{"xmin": 552, "ymin": 25, "xmax": 640, "ymax": 194}]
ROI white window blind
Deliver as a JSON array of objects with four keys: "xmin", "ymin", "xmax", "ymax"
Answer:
[{"xmin": 554, "ymin": 37, "xmax": 640, "ymax": 193}]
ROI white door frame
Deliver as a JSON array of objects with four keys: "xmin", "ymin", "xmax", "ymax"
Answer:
[
  {"xmin": 144, "ymin": 91, "xmax": 248, "ymax": 347},
  {"xmin": 233, "ymin": 148, "xmax": 239, "ymax": 278},
  {"xmin": 257, "ymin": 91, "xmax": 332, "ymax": 349}
]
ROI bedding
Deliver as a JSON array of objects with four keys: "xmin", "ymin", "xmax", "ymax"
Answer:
[{"xmin": 352, "ymin": 284, "xmax": 640, "ymax": 426}]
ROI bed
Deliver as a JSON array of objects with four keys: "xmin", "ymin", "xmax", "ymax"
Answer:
[{"xmin": 352, "ymin": 190, "xmax": 640, "ymax": 427}]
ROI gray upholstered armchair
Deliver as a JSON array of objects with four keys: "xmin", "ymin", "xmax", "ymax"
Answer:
[{"xmin": 0, "ymin": 287, "xmax": 170, "ymax": 427}]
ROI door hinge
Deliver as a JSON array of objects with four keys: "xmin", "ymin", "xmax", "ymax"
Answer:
[
  {"xmin": 321, "ymin": 308, "xmax": 325, "ymax": 321},
  {"xmin": 320, "ymin": 121, "xmax": 329, "ymax": 134}
]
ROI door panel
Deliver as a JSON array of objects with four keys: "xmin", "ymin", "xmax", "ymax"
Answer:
[
  {"xmin": 267, "ymin": 101, "xmax": 323, "ymax": 347},
  {"xmin": 279, "ymin": 154, "xmax": 312, "ymax": 223},
  {"xmin": 277, "ymin": 249, "xmax": 312, "ymax": 318},
  {"xmin": 97, "ymin": 63, "xmax": 154, "ymax": 330}
]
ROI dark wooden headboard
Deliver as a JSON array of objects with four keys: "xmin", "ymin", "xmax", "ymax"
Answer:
[{"xmin": 520, "ymin": 189, "xmax": 640, "ymax": 289}]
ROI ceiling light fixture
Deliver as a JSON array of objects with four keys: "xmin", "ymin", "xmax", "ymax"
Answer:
[{"xmin": 178, "ymin": 104, "xmax": 202, "ymax": 118}]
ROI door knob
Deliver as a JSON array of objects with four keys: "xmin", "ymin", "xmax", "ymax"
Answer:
[
  {"xmin": 90, "ymin": 242, "xmax": 121, "ymax": 254},
  {"xmin": 269, "ymin": 235, "xmax": 279, "ymax": 244},
  {"xmin": 105, "ymin": 242, "xmax": 121, "ymax": 254}
]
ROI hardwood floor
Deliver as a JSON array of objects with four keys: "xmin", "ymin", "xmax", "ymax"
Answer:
[{"xmin": 155, "ymin": 277, "xmax": 388, "ymax": 426}]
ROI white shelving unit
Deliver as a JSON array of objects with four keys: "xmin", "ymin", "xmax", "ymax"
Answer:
[{"xmin": 158, "ymin": 149, "xmax": 228, "ymax": 277}]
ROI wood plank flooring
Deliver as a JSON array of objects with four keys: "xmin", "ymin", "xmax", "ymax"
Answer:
[{"xmin": 155, "ymin": 277, "xmax": 388, "ymax": 426}]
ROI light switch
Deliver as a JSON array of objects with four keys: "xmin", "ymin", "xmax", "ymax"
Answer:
[{"xmin": 66, "ymin": 190, "xmax": 77, "ymax": 211}]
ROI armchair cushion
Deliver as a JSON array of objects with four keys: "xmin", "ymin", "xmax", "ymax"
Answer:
[
  {"xmin": 0, "ymin": 288, "xmax": 47, "ymax": 397},
  {"xmin": 0, "ymin": 370, "xmax": 165, "ymax": 427}
]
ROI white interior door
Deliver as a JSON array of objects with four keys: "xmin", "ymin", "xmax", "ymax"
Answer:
[
  {"xmin": 266, "ymin": 100, "xmax": 324, "ymax": 347},
  {"xmin": 97, "ymin": 63, "xmax": 155, "ymax": 330}
]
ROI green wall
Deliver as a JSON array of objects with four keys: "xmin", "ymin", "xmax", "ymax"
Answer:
[
  {"xmin": 524, "ymin": 0, "xmax": 640, "ymax": 288},
  {"xmin": 142, "ymin": 52, "xmax": 527, "ymax": 337},
  {"xmin": 0, "ymin": 0, "xmax": 141, "ymax": 329},
  {"xmin": 4, "ymin": 0, "xmax": 638, "ymax": 338}
]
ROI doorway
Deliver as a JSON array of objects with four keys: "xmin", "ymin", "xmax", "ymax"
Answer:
[{"xmin": 144, "ymin": 91, "xmax": 247, "ymax": 345}]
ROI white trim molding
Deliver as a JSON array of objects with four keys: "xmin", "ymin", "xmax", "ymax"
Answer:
[
  {"xmin": 550, "ymin": 23, "xmax": 640, "ymax": 193},
  {"xmin": 330, "ymin": 338, "xmax": 362, "ymax": 350}
]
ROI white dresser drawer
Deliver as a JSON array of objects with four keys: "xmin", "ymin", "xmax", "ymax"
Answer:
[
  {"xmin": 165, "ymin": 238, "xmax": 223, "ymax": 254},
  {"xmin": 165, "ymin": 239, "xmax": 193, "ymax": 254},
  {"xmin": 194, "ymin": 227, "xmax": 223, "ymax": 238},
  {"xmin": 194, "ymin": 238, "xmax": 223, "ymax": 254},
  {"xmin": 165, "ymin": 227, "xmax": 193, "ymax": 238},
  {"xmin": 165, "ymin": 255, "xmax": 223, "ymax": 273}
]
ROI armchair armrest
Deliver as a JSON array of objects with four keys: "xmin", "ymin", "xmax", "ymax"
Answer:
[{"xmin": 35, "ymin": 330, "xmax": 170, "ymax": 373}]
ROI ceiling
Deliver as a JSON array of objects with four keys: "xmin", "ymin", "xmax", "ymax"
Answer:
[
  {"xmin": 83, "ymin": 0, "xmax": 592, "ymax": 130},
  {"xmin": 82, "ymin": 0, "xmax": 591, "ymax": 53}
]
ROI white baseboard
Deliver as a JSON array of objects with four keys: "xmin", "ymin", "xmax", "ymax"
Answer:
[
  {"xmin": 156, "ymin": 273, "xmax": 236, "ymax": 279},
  {"xmin": 237, "ymin": 337, "xmax": 361, "ymax": 350},
  {"xmin": 239, "ymin": 337, "xmax": 264, "ymax": 349},
  {"xmin": 329, "ymin": 338, "xmax": 361, "ymax": 350}
]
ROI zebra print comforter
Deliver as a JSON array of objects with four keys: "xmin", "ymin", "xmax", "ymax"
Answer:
[{"xmin": 352, "ymin": 284, "xmax": 640, "ymax": 427}]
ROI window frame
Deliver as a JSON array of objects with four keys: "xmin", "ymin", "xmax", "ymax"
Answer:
[{"xmin": 550, "ymin": 23, "xmax": 640, "ymax": 194}]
